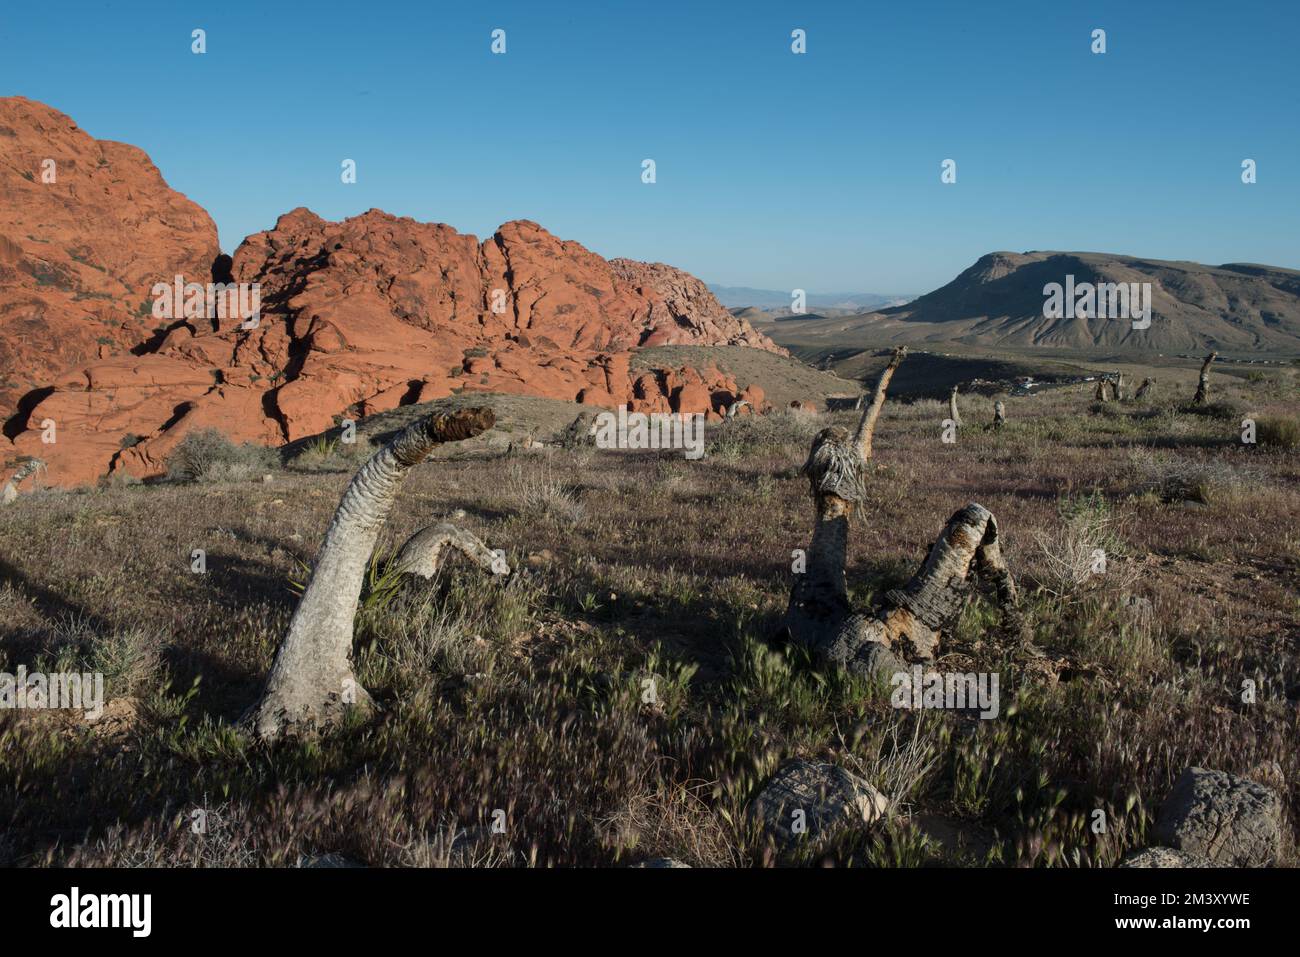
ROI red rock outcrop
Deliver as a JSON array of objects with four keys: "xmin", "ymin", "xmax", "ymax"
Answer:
[
  {"xmin": 4, "ymin": 141, "xmax": 783, "ymax": 486},
  {"xmin": 0, "ymin": 97, "xmax": 219, "ymax": 418}
]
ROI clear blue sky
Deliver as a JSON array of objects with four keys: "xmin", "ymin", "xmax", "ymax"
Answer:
[{"xmin": 2, "ymin": 0, "xmax": 1296, "ymax": 294}]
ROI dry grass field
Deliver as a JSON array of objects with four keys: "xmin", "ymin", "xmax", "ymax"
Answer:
[{"xmin": 0, "ymin": 356, "xmax": 1296, "ymax": 867}]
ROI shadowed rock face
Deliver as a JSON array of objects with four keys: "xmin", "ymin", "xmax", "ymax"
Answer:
[
  {"xmin": 0, "ymin": 96, "xmax": 220, "ymax": 417},
  {"xmin": 1, "ymin": 100, "xmax": 783, "ymax": 488}
]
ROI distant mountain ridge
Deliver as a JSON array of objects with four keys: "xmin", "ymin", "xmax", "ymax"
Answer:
[
  {"xmin": 757, "ymin": 251, "xmax": 1300, "ymax": 354},
  {"xmin": 708, "ymin": 284, "xmax": 912, "ymax": 312}
]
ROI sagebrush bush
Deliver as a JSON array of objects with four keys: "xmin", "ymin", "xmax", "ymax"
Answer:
[
  {"xmin": 1256, "ymin": 415, "xmax": 1300, "ymax": 450},
  {"xmin": 165, "ymin": 428, "xmax": 278, "ymax": 482},
  {"xmin": 1127, "ymin": 448, "xmax": 1255, "ymax": 504},
  {"xmin": 504, "ymin": 459, "xmax": 584, "ymax": 524}
]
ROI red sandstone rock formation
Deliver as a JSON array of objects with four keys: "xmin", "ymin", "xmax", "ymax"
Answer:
[
  {"xmin": 1, "ymin": 102, "xmax": 783, "ymax": 487},
  {"xmin": 0, "ymin": 97, "xmax": 219, "ymax": 419}
]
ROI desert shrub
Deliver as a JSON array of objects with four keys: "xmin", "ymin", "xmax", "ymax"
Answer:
[
  {"xmin": 1032, "ymin": 493, "xmax": 1126, "ymax": 599},
  {"xmin": 504, "ymin": 459, "xmax": 584, "ymax": 524},
  {"xmin": 165, "ymin": 428, "xmax": 277, "ymax": 482},
  {"xmin": 1127, "ymin": 448, "xmax": 1255, "ymax": 504},
  {"xmin": 288, "ymin": 433, "xmax": 372, "ymax": 471},
  {"xmin": 40, "ymin": 614, "xmax": 163, "ymax": 699},
  {"xmin": 1256, "ymin": 415, "xmax": 1300, "ymax": 450},
  {"xmin": 709, "ymin": 410, "xmax": 820, "ymax": 459},
  {"xmin": 1181, "ymin": 400, "xmax": 1241, "ymax": 420}
]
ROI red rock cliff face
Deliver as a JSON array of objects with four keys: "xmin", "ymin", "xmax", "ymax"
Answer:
[
  {"xmin": 0, "ymin": 97, "xmax": 219, "ymax": 417},
  {"xmin": 3, "ymin": 117, "xmax": 782, "ymax": 487}
]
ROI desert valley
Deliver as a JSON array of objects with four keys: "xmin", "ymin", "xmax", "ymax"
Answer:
[{"xmin": 1, "ymin": 94, "xmax": 1297, "ymax": 872}]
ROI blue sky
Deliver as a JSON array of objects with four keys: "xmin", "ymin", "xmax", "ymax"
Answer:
[{"xmin": 2, "ymin": 0, "xmax": 1296, "ymax": 293}]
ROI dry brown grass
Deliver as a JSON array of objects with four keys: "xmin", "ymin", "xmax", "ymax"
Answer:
[{"xmin": 0, "ymin": 363, "xmax": 1297, "ymax": 867}]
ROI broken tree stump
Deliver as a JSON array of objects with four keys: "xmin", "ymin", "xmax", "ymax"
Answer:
[
  {"xmin": 1192, "ymin": 352, "xmax": 1216, "ymax": 406},
  {"xmin": 779, "ymin": 345, "xmax": 1020, "ymax": 679}
]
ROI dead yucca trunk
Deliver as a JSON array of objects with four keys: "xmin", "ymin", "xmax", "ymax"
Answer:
[
  {"xmin": 1, "ymin": 458, "xmax": 44, "ymax": 505},
  {"xmin": 1094, "ymin": 377, "xmax": 1111, "ymax": 402},
  {"xmin": 1134, "ymin": 377, "xmax": 1154, "ymax": 401},
  {"xmin": 1115, "ymin": 373, "xmax": 1126, "ymax": 402},
  {"xmin": 949, "ymin": 385, "xmax": 962, "ymax": 427},
  {"xmin": 394, "ymin": 521, "xmax": 509, "ymax": 579},
  {"xmin": 780, "ymin": 347, "xmax": 1019, "ymax": 679},
  {"xmin": 1192, "ymin": 352, "xmax": 1216, "ymax": 406},
  {"xmin": 246, "ymin": 408, "xmax": 495, "ymax": 739}
]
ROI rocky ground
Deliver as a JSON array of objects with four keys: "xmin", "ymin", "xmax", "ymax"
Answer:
[{"xmin": 0, "ymin": 355, "xmax": 1295, "ymax": 867}]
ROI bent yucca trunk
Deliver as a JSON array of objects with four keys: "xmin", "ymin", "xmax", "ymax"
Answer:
[
  {"xmin": 820, "ymin": 504, "xmax": 1019, "ymax": 676},
  {"xmin": 949, "ymin": 385, "xmax": 962, "ymax": 427},
  {"xmin": 395, "ymin": 521, "xmax": 509, "ymax": 579},
  {"xmin": 247, "ymin": 408, "xmax": 495, "ymax": 739},
  {"xmin": 1, "ymin": 458, "xmax": 44, "ymax": 505}
]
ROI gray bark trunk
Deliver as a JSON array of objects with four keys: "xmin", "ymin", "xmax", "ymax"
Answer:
[
  {"xmin": 1, "ymin": 458, "xmax": 44, "ymax": 505},
  {"xmin": 246, "ymin": 408, "xmax": 495, "ymax": 738},
  {"xmin": 395, "ymin": 522, "xmax": 509, "ymax": 579},
  {"xmin": 949, "ymin": 385, "xmax": 962, "ymax": 427},
  {"xmin": 821, "ymin": 503, "xmax": 1019, "ymax": 672},
  {"xmin": 853, "ymin": 346, "xmax": 906, "ymax": 463},
  {"xmin": 1192, "ymin": 352, "xmax": 1216, "ymax": 406},
  {"xmin": 779, "ymin": 348, "xmax": 1020, "ymax": 678}
]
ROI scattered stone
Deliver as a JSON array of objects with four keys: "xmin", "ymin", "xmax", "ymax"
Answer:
[
  {"xmin": 629, "ymin": 858, "xmax": 691, "ymax": 868},
  {"xmin": 749, "ymin": 759, "xmax": 888, "ymax": 848},
  {"xmin": 1119, "ymin": 847, "xmax": 1214, "ymax": 868},
  {"xmin": 1154, "ymin": 767, "xmax": 1282, "ymax": 867}
]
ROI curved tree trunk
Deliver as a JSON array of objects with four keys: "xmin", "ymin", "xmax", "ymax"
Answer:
[
  {"xmin": 246, "ymin": 408, "xmax": 495, "ymax": 739},
  {"xmin": 853, "ymin": 346, "xmax": 906, "ymax": 463},
  {"xmin": 819, "ymin": 503, "xmax": 1020, "ymax": 676},
  {"xmin": 1, "ymin": 458, "xmax": 44, "ymax": 505},
  {"xmin": 949, "ymin": 385, "xmax": 962, "ymax": 427},
  {"xmin": 395, "ymin": 522, "xmax": 509, "ymax": 579},
  {"xmin": 1192, "ymin": 352, "xmax": 1216, "ymax": 406}
]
